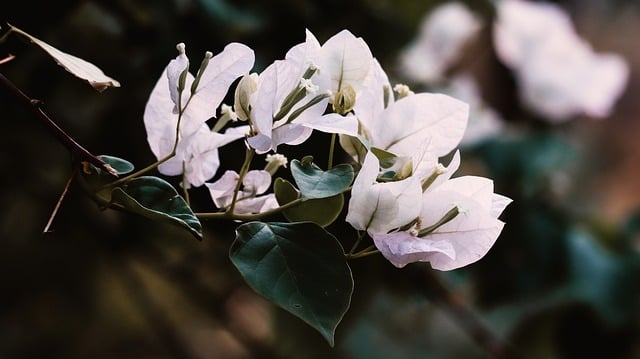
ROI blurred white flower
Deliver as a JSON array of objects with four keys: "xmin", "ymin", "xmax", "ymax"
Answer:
[
  {"xmin": 399, "ymin": 2, "xmax": 482, "ymax": 83},
  {"xmin": 144, "ymin": 42, "xmax": 255, "ymax": 186},
  {"xmin": 205, "ymin": 170, "xmax": 278, "ymax": 214},
  {"xmin": 444, "ymin": 75, "xmax": 504, "ymax": 146},
  {"xmin": 494, "ymin": 0, "xmax": 629, "ymax": 121},
  {"xmin": 372, "ymin": 176, "xmax": 512, "ymax": 270}
]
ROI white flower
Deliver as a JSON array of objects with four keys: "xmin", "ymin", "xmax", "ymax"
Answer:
[
  {"xmin": 246, "ymin": 30, "xmax": 361, "ymax": 154},
  {"xmin": 346, "ymin": 152, "xmax": 423, "ymax": 234},
  {"xmin": 399, "ymin": 2, "xmax": 482, "ymax": 83},
  {"xmin": 356, "ymin": 89, "xmax": 469, "ymax": 179},
  {"xmin": 205, "ymin": 170, "xmax": 278, "ymax": 214},
  {"xmin": 372, "ymin": 176, "xmax": 512, "ymax": 270},
  {"xmin": 493, "ymin": 0, "xmax": 629, "ymax": 121},
  {"xmin": 316, "ymin": 29, "xmax": 375, "ymax": 113},
  {"xmin": 144, "ymin": 42, "xmax": 255, "ymax": 186}
]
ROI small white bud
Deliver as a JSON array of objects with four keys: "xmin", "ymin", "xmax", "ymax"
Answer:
[
  {"xmin": 393, "ymin": 83, "xmax": 415, "ymax": 99},
  {"xmin": 264, "ymin": 153, "xmax": 289, "ymax": 175},
  {"xmin": 176, "ymin": 43, "xmax": 186, "ymax": 54},
  {"xmin": 306, "ymin": 60, "xmax": 319, "ymax": 71},
  {"xmin": 221, "ymin": 104, "xmax": 239, "ymax": 122}
]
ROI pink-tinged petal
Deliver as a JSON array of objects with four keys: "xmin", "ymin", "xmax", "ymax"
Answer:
[
  {"xmin": 372, "ymin": 231, "xmax": 456, "ymax": 268},
  {"xmin": 418, "ymin": 188, "xmax": 507, "ymax": 271},
  {"xmin": 234, "ymin": 194, "xmax": 279, "ymax": 215},
  {"xmin": 242, "ymin": 170, "xmax": 272, "ymax": 195},
  {"xmin": 144, "ymin": 68, "xmax": 180, "ymax": 160},
  {"xmin": 184, "ymin": 43, "xmax": 254, "ymax": 125},
  {"xmin": 353, "ymin": 59, "xmax": 392, "ymax": 126},
  {"xmin": 346, "ymin": 152, "xmax": 422, "ymax": 234},
  {"xmin": 319, "ymin": 29, "xmax": 373, "ymax": 94},
  {"xmin": 166, "ymin": 46, "xmax": 190, "ymax": 109},
  {"xmin": 247, "ymin": 133, "xmax": 273, "ymax": 154},
  {"xmin": 491, "ymin": 194, "xmax": 513, "ymax": 218},
  {"xmin": 301, "ymin": 113, "xmax": 359, "ymax": 137},
  {"xmin": 205, "ymin": 170, "xmax": 240, "ymax": 209},
  {"xmin": 379, "ymin": 93, "xmax": 469, "ymax": 158},
  {"xmin": 285, "ymin": 29, "xmax": 322, "ymax": 67},
  {"xmin": 271, "ymin": 124, "xmax": 313, "ymax": 150},
  {"xmin": 436, "ymin": 176, "xmax": 495, "ymax": 211}
]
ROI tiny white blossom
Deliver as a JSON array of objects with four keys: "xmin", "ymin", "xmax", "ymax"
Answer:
[
  {"xmin": 221, "ymin": 103, "xmax": 239, "ymax": 122},
  {"xmin": 299, "ymin": 78, "xmax": 319, "ymax": 94},
  {"xmin": 393, "ymin": 84, "xmax": 415, "ymax": 99}
]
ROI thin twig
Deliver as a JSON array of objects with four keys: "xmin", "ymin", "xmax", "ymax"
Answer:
[
  {"xmin": 0, "ymin": 72, "xmax": 118, "ymax": 176},
  {"xmin": 43, "ymin": 167, "xmax": 78, "ymax": 233},
  {"xmin": 0, "ymin": 54, "xmax": 15, "ymax": 65}
]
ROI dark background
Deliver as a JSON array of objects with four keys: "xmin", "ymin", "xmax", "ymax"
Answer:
[{"xmin": 2, "ymin": 0, "xmax": 640, "ymax": 358}]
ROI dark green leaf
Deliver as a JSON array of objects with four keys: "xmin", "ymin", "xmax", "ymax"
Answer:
[
  {"xmin": 274, "ymin": 178, "xmax": 344, "ymax": 227},
  {"xmin": 230, "ymin": 221, "xmax": 353, "ymax": 346},
  {"xmin": 566, "ymin": 229, "xmax": 640, "ymax": 326},
  {"xmin": 80, "ymin": 155, "xmax": 134, "ymax": 189},
  {"xmin": 478, "ymin": 133, "xmax": 575, "ymax": 197},
  {"xmin": 111, "ymin": 176, "xmax": 202, "ymax": 240},
  {"xmin": 290, "ymin": 157, "xmax": 354, "ymax": 199},
  {"xmin": 99, "ymin": 155, "xmax": 135, "ymax": 175}
]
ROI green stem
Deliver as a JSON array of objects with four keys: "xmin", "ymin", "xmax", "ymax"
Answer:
[
  {"xmin": 106, "ymin": 96, "xmax": 187, "ymax": 188},
  {"xmin": 197, "ymin": 197, "xmax": 304, "ymax": 221},
  {"xmin": 226, "ymin": 147, "xmax": 255, "ymax": 215},
  {"xmin": 182, "ymin": 171, "xmax": 191, "ymax": 206},
  {"xmin": 346, "ymin": 249, "xmax": 380, "ymax": 260},
  {"xmin": 328, "ymin": 133, "xmax": 337, "ymax": 169},
  {"xmin": 348, "ymin": 230, "xmax": 365, "ymax": 255}
]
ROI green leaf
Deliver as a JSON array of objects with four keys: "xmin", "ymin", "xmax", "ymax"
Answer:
[
  {"xmin": 80, "ymin": 155, "xmax": 134, "ymax": 189},
  {"xmin": 566, "ymin": 229, "xmax": 640, "ymax": 326},
  {"xmin": 99, "ymin": 155, "xmax": 134, "ymax": 175},
  {"xmin": 274, "ymin": 178, "xmax": 344, "ymax": 227},
  {"xmin": 290, "ymin": 157, "xmax": 354, "ymax": 199},
  {"xmin": 230, "ymin": 221, "xmax": 353, "ymax": 346},
  {"xmin": 110, "ymin": 176, "xmax": 202, "ymax": 240}
]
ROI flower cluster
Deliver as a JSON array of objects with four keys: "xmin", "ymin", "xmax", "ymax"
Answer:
[
  {"xmin": 399, "ymin": 0, "xmax": 629, "ymax": 125},
  {"xmin": 143, "ymin": 29, "xmax": 510, "ymax": 270}
]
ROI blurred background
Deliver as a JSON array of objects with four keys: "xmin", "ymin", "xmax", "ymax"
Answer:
[{"xmin": 1, "ymin": 0, "xmax": 640, "ymax": 357}]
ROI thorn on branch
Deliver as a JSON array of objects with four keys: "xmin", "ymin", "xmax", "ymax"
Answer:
[{"xmin": 0, "ymin": 71, "xmax": 118, "ymax": 177}]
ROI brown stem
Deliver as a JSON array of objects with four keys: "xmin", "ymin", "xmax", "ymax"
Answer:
[
  {"xmin": 43, "ymin": 167, "xmax": 78, "ymax": 233},
  {"xmin": 0, "ymin": 72, "xmax": 118, "ymax": 176},
  {"xmin": 424, "ymin": 270, "xmax": 523, "ymax": 359}
]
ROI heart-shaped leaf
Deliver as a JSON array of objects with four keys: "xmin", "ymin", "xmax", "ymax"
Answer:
[
  {"xmin": 110, "ymin": 176, "xmax": 202, "ymax": 240},
  {"xmin": 274, "ymin": 178, "xmax": 344, "ymax": 227},
  {"xmin": 290, "ymin": 156, "xmax": 354, "ymax": 199},
  {"xmin": 230, "ymin": 221, "xmax": 353, "ymax": 346}
]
